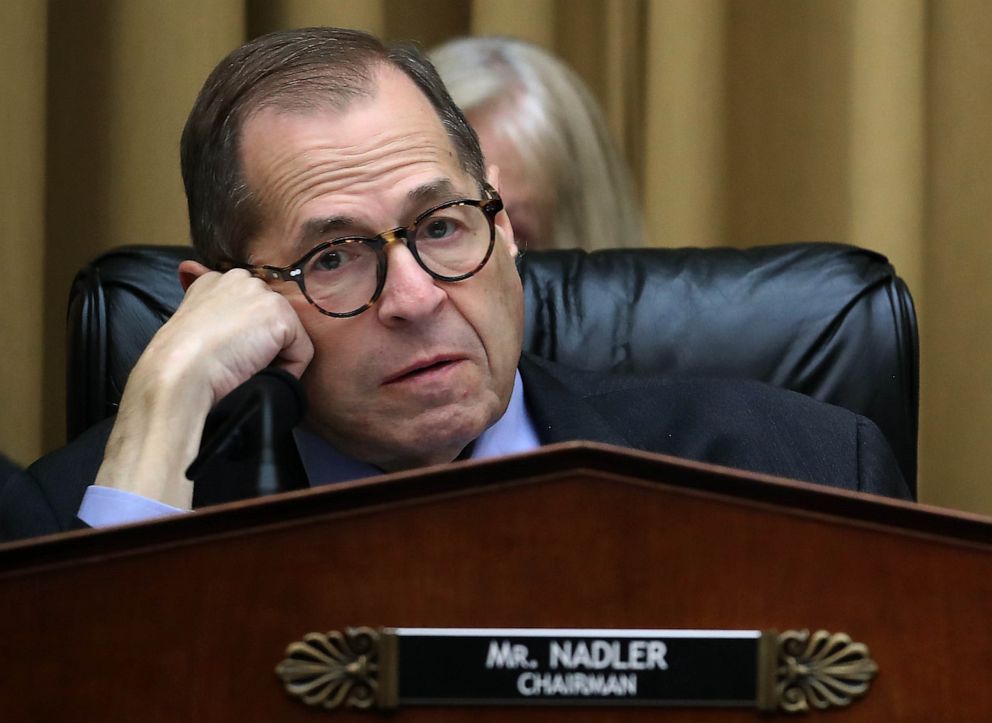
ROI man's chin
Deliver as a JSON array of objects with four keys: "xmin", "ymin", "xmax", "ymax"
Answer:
[{"xmin": 372, "ymin": 403, "xmax": 494, "ymax": 471}]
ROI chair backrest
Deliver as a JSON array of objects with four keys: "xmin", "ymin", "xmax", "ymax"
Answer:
[{"xmin": 67, "ymin": 242, "xmax": 919, "ymax": 494}]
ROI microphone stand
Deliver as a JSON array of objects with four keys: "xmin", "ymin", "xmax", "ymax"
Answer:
[
  {"xmin": 185, "ymin": 368, "xmax": 307, "ymax": 505},
  {"xmin": 255, "ymin": 388, "xmax": 281, "ymax": 497}
]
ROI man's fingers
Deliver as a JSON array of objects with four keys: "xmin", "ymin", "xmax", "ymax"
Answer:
[
  {"xmin": 271, "ymin": 311, "xmax": 315, "ymax": 381},
  {"xmin": 145, "ymin": 264, "xmax": 315, "ymax": 404}
]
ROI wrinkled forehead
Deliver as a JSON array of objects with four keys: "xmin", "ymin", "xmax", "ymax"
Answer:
[
  {"xmin": 237, "ymin": 67, "xmax": 478, "ymax": 262},
  {"xmin": 238, "ymin": 63, "xmax": 459, "ymax": 179}
]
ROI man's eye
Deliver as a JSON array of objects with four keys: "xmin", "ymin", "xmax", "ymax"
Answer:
[
  {"xmin": 310, "ymin": 245, "xmax": 364, "ymax": 273},
  {"xmin": 422, "ymin": 217, "xmax": 459, "ymax": 240},
  {"xmin": 313, "ymin": 250, "xmax": 345, "ymax": 271}
]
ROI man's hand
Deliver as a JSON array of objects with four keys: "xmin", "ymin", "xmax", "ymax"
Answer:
[{"xmin": 93, "ymin": 261, "xmax": 314, "ymax": 509}]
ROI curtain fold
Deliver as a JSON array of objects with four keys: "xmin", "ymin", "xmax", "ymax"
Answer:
[
  {"xmin": 643, "ymin": 0, "xmax": 726, "ymax": 247},
  {"xmin": 3, "ymin": 0, "xmax": 990, "ymax": 515},
  {"xmin": 923, "ymin": 0, "xmax": 992, "ymax": 513},
  {"xmin": 1, "ymin": 0, "xmax": 47, "ymax": 467}
]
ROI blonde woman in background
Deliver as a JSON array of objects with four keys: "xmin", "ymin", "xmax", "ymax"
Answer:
[{"xmin": 430, "ymin": 36, "xmax": 644, "ymax": 251}]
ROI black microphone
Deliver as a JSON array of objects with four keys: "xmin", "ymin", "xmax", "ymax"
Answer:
[{"xmin": 186, "ymin": 368, "xmax": 308, "ymax": 505}]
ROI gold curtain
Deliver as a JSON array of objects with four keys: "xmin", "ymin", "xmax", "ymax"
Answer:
[
  {"xmin": 3, "ymin": 0, "xmax": 990, "ymax": 515},
  {"xmin": 1, "ymin": 1, "xmax": 46, "ymax": 473}
]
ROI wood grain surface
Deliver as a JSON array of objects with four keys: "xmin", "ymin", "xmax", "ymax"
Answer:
[{"xmin": 1, "ymin": 442, "xmax": 988, "ymax": 722}]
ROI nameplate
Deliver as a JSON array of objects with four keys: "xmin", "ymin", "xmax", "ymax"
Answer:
[{"xmin": 275, "ymin": 626, "xmax": 878, "ymax": 715}]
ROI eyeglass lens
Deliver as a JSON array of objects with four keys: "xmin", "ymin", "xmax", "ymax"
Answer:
[{"xmin": 301, "ymin": 202, "xmax": 492, "ymax": 315}]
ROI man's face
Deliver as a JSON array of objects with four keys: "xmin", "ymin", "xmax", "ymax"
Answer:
[{"xmin": 239, "ymin": 65, "xmax": 523, "ymax": 472}]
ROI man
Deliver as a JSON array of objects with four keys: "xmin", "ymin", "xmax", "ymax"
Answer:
[{"xmin": 0, "ymin": 28, "xmax": 910, "ymax": 542}]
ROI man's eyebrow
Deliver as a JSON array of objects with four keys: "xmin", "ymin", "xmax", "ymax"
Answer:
[
  {"xmin": 288, "ymin": 216, "xmax": 359, "ymax": 258},
  {"xmin": 405, "ymin": 178, "xmax": 466, "ymax": 209},
  {"xmin": 286, "ymin": 179, "xmax": 472, "ymax": 260}
]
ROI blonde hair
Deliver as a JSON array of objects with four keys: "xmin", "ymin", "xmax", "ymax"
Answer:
[{"xmin": 430, "ymin": 36, "xmax": 644, "ymax": 251}]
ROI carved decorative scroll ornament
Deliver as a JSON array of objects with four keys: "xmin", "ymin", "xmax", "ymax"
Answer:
[
  {"xmin": 773, "ymin": 629, "xmax": 878, "ymax": 713},
  {"xmin": 274, "ymin": 627, "xmax": 396, "ymax": 710}
]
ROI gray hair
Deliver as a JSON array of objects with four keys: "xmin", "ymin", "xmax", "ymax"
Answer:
[{"xmin": 430, "ymin": 36, "xmax": 644, "ymax": 251}]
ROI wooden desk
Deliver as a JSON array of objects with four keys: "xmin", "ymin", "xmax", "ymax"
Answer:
[{"xmin": 1, "ymin": 443, "xmax": 988, "ymax": 721}]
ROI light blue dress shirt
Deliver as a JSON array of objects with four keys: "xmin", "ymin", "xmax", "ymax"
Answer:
[{"xmin": 78, "ymin": 370, "xmax": 540, "ymax": 528}]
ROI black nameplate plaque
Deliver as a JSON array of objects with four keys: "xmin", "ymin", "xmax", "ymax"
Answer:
[
  {"xmin": 396, "ymin": 627, "xmax": 757, "ymax": 706},
  {"xmin": 274, "ymin": 626, "xmax": 879, "ymax": 715}
]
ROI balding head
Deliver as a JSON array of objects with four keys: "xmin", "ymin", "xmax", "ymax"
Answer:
[{"xmin": 181, "ymin": 27, "xmax": 485, "ymax": 267}]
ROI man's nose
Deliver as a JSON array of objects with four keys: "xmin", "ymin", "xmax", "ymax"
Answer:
[{"xmin": 375, "ymin": 243, "xmax": 445, "ymax": 324}]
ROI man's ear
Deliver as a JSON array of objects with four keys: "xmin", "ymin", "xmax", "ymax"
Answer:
[
  {"xmin": 178, "ymin": 260, "xmax": 213, "ymax": 292},
  {"xmin": 486, "ymin": 164, "xmax": 518, "ymax": 257}
]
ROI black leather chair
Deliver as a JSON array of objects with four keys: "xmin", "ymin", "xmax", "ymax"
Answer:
[{"xmin": 66, "ymin": 242, "xmax": 919, "ymax": 495}]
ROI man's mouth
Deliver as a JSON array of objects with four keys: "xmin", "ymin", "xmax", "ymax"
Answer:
[{"xmin": 383, "ymin": 357, "xmax": 463, "ymax": 385}]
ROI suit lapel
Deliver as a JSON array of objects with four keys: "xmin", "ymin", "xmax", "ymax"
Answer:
[{"xmin": 518, "ymin": 353, "xmax": 631, "ymax": 448}]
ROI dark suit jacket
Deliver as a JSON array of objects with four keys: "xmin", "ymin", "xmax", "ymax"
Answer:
[{"xmin": 0, "ymin": 353, "xmax": 910, "ymax": 542}]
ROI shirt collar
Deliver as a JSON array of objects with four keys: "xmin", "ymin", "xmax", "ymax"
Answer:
[{"xmin": 294, "ymin": 369, "xmax": 540, "ymax": 486}]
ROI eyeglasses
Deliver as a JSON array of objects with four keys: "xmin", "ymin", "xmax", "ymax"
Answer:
[{"xmin": 237, "ymin": 184, "xmax": 504, "ymax": 317}]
